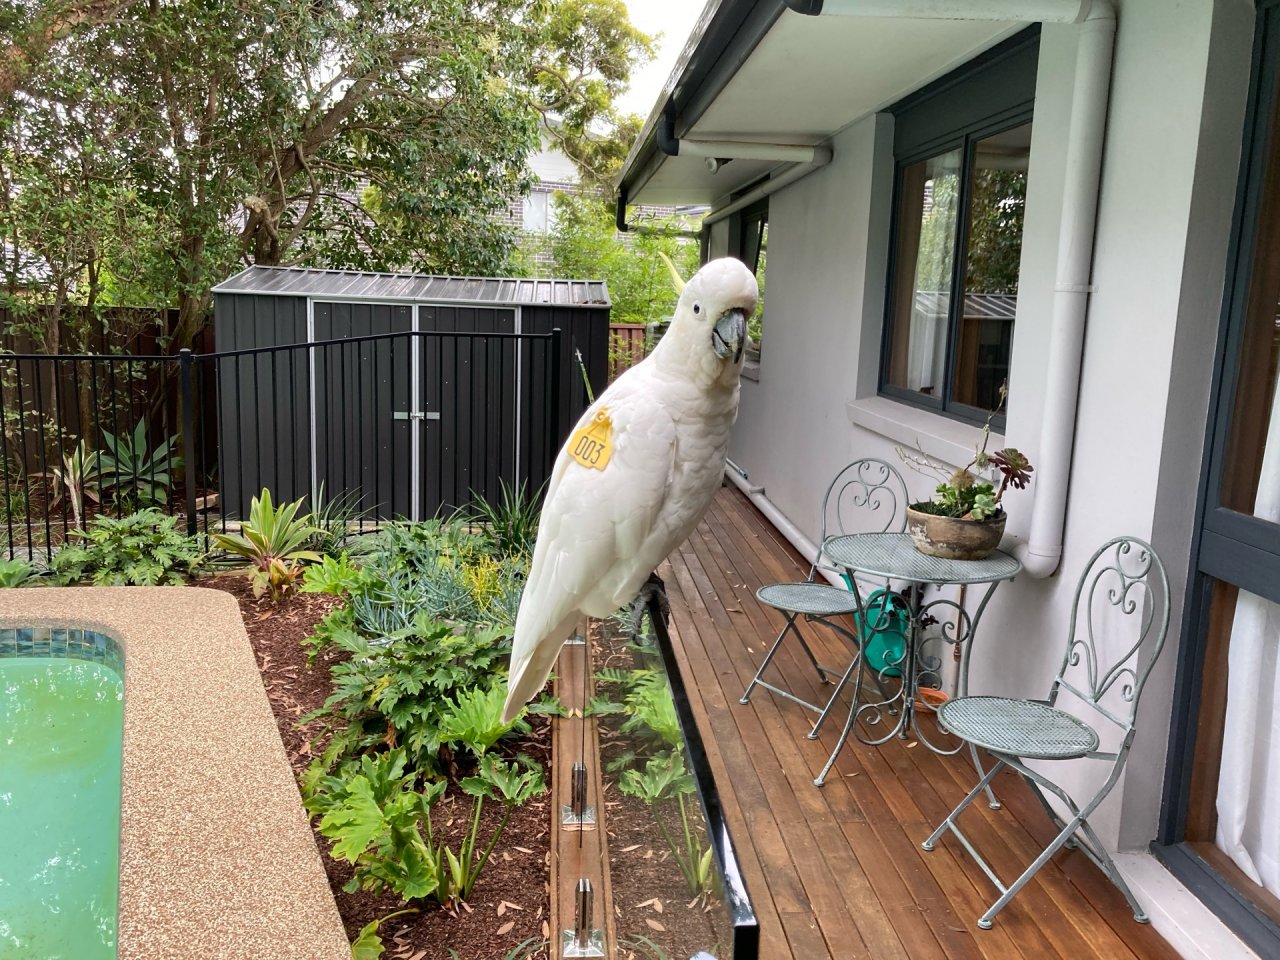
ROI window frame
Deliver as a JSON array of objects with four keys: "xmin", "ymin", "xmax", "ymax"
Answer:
[
  {"xmin": 734, "ymin": 197, "xmax": 768, "ymax": 362},
  {"xmin": 877, "ymin": 28, "xmax": 1040, "ymax": 430}
]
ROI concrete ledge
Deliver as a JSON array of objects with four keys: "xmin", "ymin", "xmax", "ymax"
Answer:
[
  {"xmin": 0, "ymin": 587, "xmax": 349, "ymax": 960},
  {"xmin": 847, "ymin": 395, "xmax": 1002, "ymax": 469}
]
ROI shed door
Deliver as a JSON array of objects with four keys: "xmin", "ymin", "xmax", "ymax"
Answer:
[
  {"xmin": 312, "ymin": 301, "xmax": 415, "ymax": 520},
  {"xmin": 417, "ymin": 304, "xmax": 519, "ymax": 517}
]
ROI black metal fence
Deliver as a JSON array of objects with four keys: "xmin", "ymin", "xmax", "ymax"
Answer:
[{"xmin": 1, "ymin": 328, "xmax": 570, "ymax": 563}]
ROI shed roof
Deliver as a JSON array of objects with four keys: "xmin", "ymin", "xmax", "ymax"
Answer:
[{"xmin": 213, "ymin": 265, "xmax": 610, "ymax": 308}]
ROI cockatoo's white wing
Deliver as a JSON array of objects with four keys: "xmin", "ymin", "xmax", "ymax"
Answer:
[{"xmin": 502, "ymin": 369, "xmax": 676, "ymax": 720}]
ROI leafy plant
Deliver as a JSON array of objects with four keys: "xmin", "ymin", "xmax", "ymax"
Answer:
[
  {"xmin": 0, "ymin": 558, "xmax": 35, "ymax": 587},
  {"xmin": 98, "ymin": 419, "xmax": 181, "ymax": 507},
  {"xmin": 51, "ymin": 509, "xmax": 204, "ymax": 585},
  {"xmin": 210, "ymin": 488, "xmax": 321, "ymax": 600},
  {"xmin": 44, "ymin": 439, "xmax": 102, "ymax": 527},
  {"xmin": 311, "ymin": 614, "xmax": 512, "ymax": 771},
  {"xmin": 308, "ymin": 482, "xmax": 372, "ymax": 555},
  {"xmin": 449, "ymin": 753, "xmax": 546, "ymax": 903},
  {"xmin": 301, "ymin": 553, "xmax": 367, "ymax": 597},
  {"xmin": 308, "ymin": 750, "xmax": 544, "ymax": 908},
  {"xmin": 349, "ymin": 910, "xmax": 418, "ymax": 960},
  {"xmin": 437, "ymin": 685, "xmax": 528, "ymax": 760},
  {"xmin": 309, "ymin": 750, "xmax": 447, "ymax": 902},
  {"xmin": 618, "ymin": 750, "xmax": 714, "ymax": 898},
  {"xmin": 468, "ymin": 479, "xmax": 541, "ymax": 558},
  {"xmin": 898, "ymin": 382, "xmax": 1033, "ymax": 521}
]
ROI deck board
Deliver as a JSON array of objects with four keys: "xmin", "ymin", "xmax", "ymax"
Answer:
[{"xmin": 657, "ymin": 487, "xmax": 1181, "ymax": 960}]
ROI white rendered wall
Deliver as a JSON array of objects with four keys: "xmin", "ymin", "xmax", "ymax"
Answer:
[{"xmin": 725, "ymin": 0, "xmax": 1250, "ymax": 858}]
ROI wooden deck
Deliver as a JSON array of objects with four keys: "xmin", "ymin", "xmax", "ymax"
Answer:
[{"xmin": 657, "ymin": 486, "xmax": 1180, "ymax": 960}]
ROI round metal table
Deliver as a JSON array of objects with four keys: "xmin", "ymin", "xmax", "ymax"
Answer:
[{"xmin": 814, "ymin": 532, "xmax": 1021, "ymax": 787}]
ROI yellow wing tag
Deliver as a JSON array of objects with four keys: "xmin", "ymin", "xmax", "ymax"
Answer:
[{"xmin": 569, "ymin": 408, "xmax": 614, "ymax": 471}]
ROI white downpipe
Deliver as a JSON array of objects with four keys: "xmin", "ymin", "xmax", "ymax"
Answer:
[
  {"xmin": 724, "ymin": 462, "xmax": 847, "ymax": 589},
  {"xmin": 703, "ymin": 152, "xmax": 834, "ymax": 227},
  {"xmin": 808, "ymin": 0, "xmax": 1093, "ymax": 22},
  {"xmin": 1010, "ymin": 1, "xmax": 1116, "ymax": 577}
]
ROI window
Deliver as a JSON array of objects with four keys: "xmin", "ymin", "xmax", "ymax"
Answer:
[
  {"xmin": 735, "ymin": 198, "xmax": 767, "ymax": 358},
  {"xmin": 522, "ymin": 190, "xmax": 550, "ymax": 233},
  {"xmin": 880, "ymin": 29, "xmax": 1039, "ymax": 425}
]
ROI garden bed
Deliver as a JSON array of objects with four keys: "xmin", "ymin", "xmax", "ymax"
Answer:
[{"xmin": 201, "ymin": 574, "xmax": 553, "ymax": 960}]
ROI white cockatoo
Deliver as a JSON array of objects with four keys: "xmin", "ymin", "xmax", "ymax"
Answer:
[{"xmin": 501, "ymin": 257, "xmax": 759, "ymax": 721}]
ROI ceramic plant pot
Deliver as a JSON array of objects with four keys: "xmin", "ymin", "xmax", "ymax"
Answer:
[{"xmin": 906, "ymin": 505, "xmax": 1006, "ymax": 561}]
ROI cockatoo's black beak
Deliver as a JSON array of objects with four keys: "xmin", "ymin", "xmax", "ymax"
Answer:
[{"xmin": 712, "ymin": 308, "xmax": 748, "ymax": 363}]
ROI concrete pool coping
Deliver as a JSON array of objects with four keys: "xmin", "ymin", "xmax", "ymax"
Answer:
[{"xmin": 0, "ymin": 587, "xmax": 350, "ymax": 960}]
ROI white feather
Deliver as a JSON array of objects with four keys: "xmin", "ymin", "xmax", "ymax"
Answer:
[{"xmin": 502, "ymin": 258, "xmax": 759, "ymax": 720}]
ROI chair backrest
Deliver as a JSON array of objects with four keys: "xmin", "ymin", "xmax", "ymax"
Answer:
[
  {"xmin": 817, "ymin": 458, "xmax": 909, "ymax": 544},
  {"xmin": 1050, "ymin": 536, "xmax": 1171, "ymax": 738}
]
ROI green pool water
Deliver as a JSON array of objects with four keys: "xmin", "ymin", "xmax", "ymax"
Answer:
[{"xmin": 0, "ymin": 656, "xmax": 124, "ymax": 959}]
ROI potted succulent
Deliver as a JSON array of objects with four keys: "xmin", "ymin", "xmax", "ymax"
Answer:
[{"xmin": 898, "ymin": 391, "xmax": 1033, "ymax": 560}]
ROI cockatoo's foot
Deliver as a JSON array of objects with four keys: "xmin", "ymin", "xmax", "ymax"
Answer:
[{"xmin": 630, "ymin": 571, "xmax": 670, "ymax": 639}]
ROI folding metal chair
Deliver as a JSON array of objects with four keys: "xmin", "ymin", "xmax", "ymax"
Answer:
[
  {"xmin": 740, "ymin": 458, "xmax": 908, "ymax": 738},
  {"xmin": 922, "ymin": 536, "xmax": 1170, "ymax": 929}
]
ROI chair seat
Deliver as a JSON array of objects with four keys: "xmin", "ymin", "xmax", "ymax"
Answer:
[
  {"xmin": 756, "ymin": 582, "xmax": 858, "ymax": 617},
  {"xmin": 938, "ymin": 696, "xmax": 1100, "ymax": 760}
]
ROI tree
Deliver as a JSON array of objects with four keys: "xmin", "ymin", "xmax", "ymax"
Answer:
[
  {"xmin": 528, "ymin": 190, "xmax": 699, "ymax": 327},
  {"xmin": 1, "ymin": 0, "xmax": 653, "ymax": 347}
]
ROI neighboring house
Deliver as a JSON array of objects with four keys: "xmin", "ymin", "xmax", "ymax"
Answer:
[{"xmin": 616, "ymin": 1, "xmax": 1280, "ymax": 958}]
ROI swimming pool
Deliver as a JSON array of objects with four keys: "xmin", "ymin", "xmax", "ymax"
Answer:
[{"xmin": 0, "ymin": 628, "xmax": 124, "ymax": 960}]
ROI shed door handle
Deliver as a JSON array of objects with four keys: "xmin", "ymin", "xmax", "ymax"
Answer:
[{"xmin": 393, "ymin": 411, "xmax": 441, "ymax": 421}]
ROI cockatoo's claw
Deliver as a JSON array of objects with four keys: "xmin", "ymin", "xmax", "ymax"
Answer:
[{"xmin": 630, "ymin": 571, "xmax": 670, "ymax": 639}]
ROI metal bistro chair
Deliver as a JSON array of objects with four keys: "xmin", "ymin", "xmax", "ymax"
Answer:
[
  {"xmin": 922, "ymin": 536, "xmax": 1170, "ymax": 929},
  {"xmin": 740, "ymin": 459, "xmax": 908, "ymax": 740}
]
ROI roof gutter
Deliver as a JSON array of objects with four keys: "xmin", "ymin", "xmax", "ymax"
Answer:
[{"xmin": 787, "ymin": 0, "xmax": 1115, "ymax": 578}]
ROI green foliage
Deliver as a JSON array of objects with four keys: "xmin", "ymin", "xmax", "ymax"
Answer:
[
  {"xmin": 467, "ymin": 480, "xmax": 540, "ymax": 559},
  {"xmin": 3, "ymin": 0, "xmax": 653, "ymax": 348},
  {"xmin": 448, "ymin": 940, "xmax": 546, "ymax": 960},
  {"xmin": 314, "ymin": 613, "xmax": 512, "ymax": 771},
  {"xmin": 307, "ymin": 749, "xmax": 544, "ymax": 907},
  {"xmin": 349, "ymin": 910, "xmax": 418, "ymax": 960},
  {"xmin": 899, "ymin": 383, "xmax": 1032, "ymax": 520},
  {"xmin": 526, "ymin": 191, "xmax": 700, "ymax": 327},
  {"xmin": 0, "ymin": 558, "xmax": 35, "ymax": 587},
  {"xmin": 308, "ymin": 483, "xmax": 371, "ymax": 556},
  {"xmin": 98, "ymin": 420, "xmax": 181, "ymax": 508},
  {"xmin": 210, "ymin": 488, "xmax": 321, "ymax": 600},
  {"xmin": 301, "ymin": 553, "xmax": 367, "ymax": 597},
  {"xmin": 45, "ymin": 440, "xmax": 102, "ymax": 527},
  {"xmin": 617, "ymin": 750, "xmax": 713, "ymax": 898},
  {"xmin": 51, "ymin": 509, "xmax": 204, "ymax": 585},
  {"xmin": 437, "ymin": 685, "xmax": 528, "ymax": 759},
  {"xmin": 308, "ymin": 750, "xmax": 448, "ymax": 902}
]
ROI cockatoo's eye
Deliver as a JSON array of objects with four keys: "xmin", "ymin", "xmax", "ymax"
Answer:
[{"xmin": 693, "ymin": 303, "xmax": 701, "ymax": 316}]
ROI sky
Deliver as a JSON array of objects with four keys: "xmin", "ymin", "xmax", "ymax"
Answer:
[{"xmin": 616, "ymin": 1, "xmax": 706, "ymax": 119}]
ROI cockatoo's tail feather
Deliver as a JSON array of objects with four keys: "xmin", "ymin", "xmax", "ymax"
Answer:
[{"xmin": 501, "ymin": 258, "xmax": 759, "ymax": 720}]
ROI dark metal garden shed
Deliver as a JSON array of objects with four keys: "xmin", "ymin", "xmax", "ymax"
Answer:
[{"xmin": 211, "ymin": 265, "xmax": 610, "ymax": 521}]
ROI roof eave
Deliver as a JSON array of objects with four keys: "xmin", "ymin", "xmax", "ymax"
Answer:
[{"xmin": 615, "ymin": 0, "xmax": 789, "ymax": 204}]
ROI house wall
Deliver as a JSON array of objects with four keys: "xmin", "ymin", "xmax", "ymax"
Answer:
[{"xmin": 723, "ymin": 0, "xmax": 1252, "ymax": 857}]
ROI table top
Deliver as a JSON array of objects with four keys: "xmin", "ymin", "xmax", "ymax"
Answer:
[{"xmin": 825, "ymin": 532, "xmax": 1021, "ymax": 585}]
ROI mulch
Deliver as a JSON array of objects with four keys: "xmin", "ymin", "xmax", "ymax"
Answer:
[{"xmin": 196, "ymin": 573, "xmax": 552, "ymax": 960}]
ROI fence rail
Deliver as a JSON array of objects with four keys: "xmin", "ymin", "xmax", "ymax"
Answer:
[{"xmin": 1, "ymin": 328, "xmax": 573, "ymax": 564}]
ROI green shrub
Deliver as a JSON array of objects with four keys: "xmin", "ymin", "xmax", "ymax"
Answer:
[
  {"xmin": 306, "ymin": 749, "xmax": 544, "ymax": 907},
  {"xmin": 99, "ymin": 419, "xmax": 181, "ymax": 508},
  {"xmin": 309, "ymin": 613, "xmax": 512, "ymax": 771},
  {"xmin": 0, "ymin": 558, "xmax": 35, "ymax": 587},
  {"xmin": 467, "ymin": 480, "xmax": 540, "ymax": 558},
  {"xmin": 51, "ymin": 509, "xmax": 204, "ymax": 585},
  {"xmin": 210, "ymin": 488, "xmax": 321, "ymax": 600}
]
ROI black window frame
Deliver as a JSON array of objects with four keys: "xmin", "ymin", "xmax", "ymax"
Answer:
[
  {"xmin": 733, "ymin": 197, "xmax": 768, "ymax": 360},
  {"xmin": 1154, "ymin": 2, "xmax": 1280, "ymax": 956},
  {"xmin": 878, "ymin": 27, "xmax": 1040, "ymax": 429}
]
